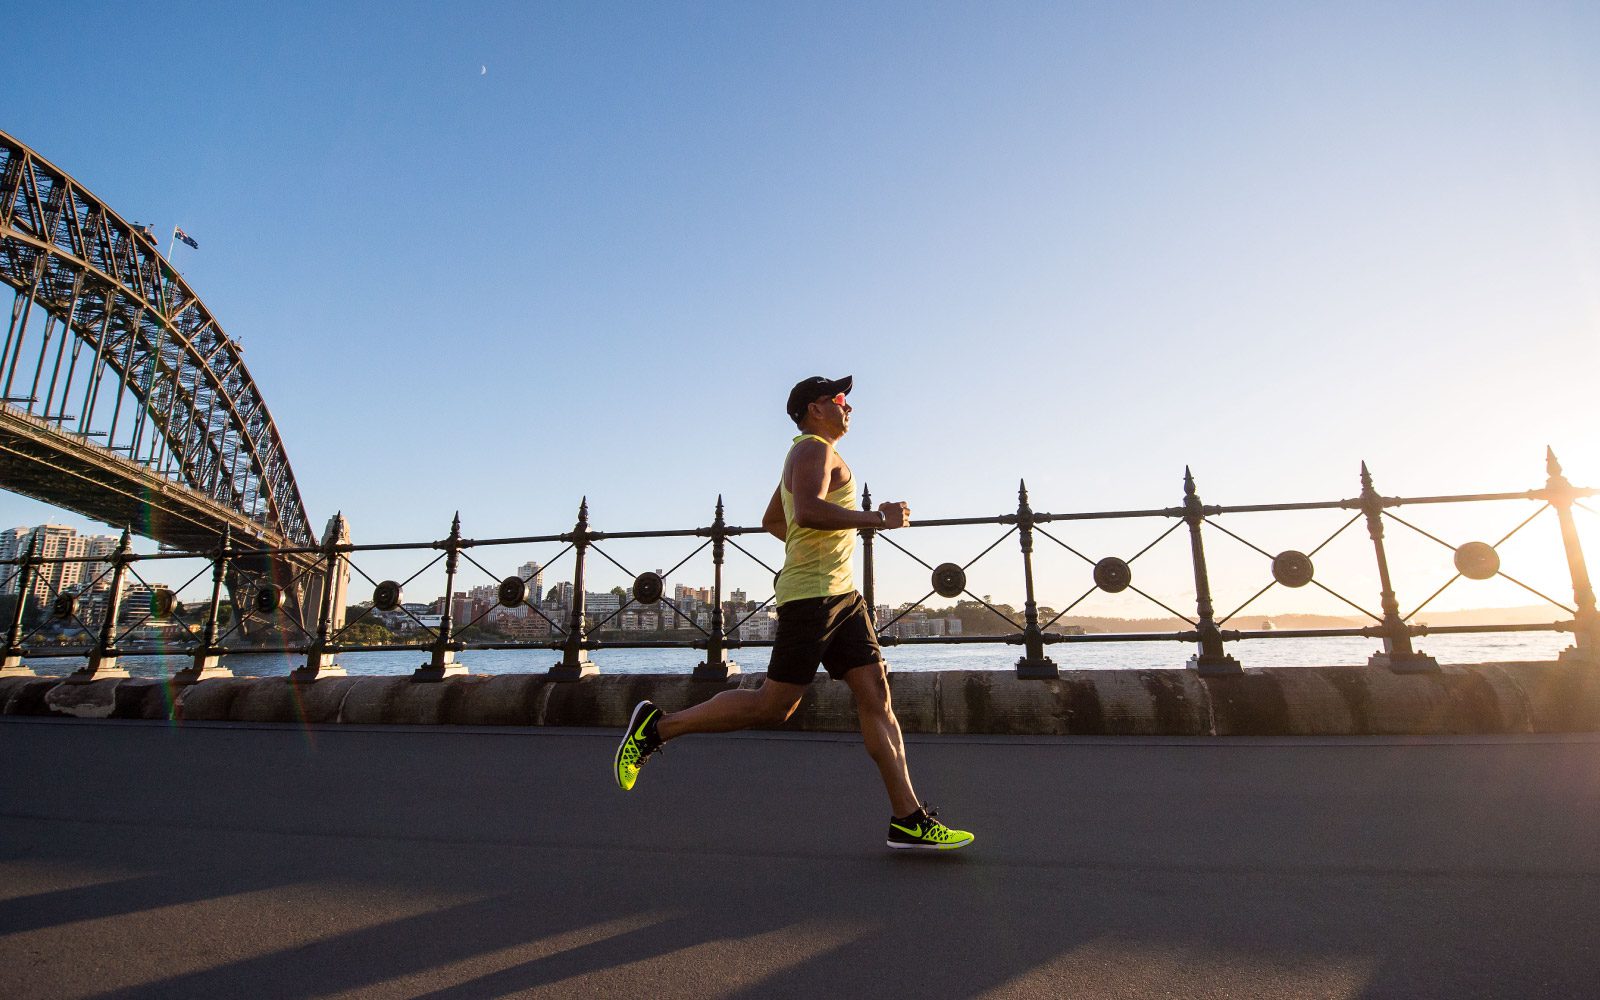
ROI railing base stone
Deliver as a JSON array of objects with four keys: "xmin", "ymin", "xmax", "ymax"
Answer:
[
  {"xmin": 412, "ymin": 662, "xmax": 468, "ymax": 682},
  {"xmin": 548, "ymin": 660, "xmax": 598, "ymax": 681},
  {"xmin": 1015, "ymin": 655, "xmax": 1059, "ymax": 680},
  {"xmin": 1371, "ymin": 650, "xmax": 1440, "ymax": 673},
  {"xmin": 66, "ymin": 658, "xmax": 128, "ymax": 683},
  {"xmin": 289, "ymin": 663, "xmax": 347, "ymax": 684},
  {"xmin": 1188, "ymin": 653, "xmax": 1243, "ymax": 676},
  {"xmin": 693, "ymin": 660, "xmax": 740, "ymax": 682},
  {"xmin": 171, "ymin": 656, "xmax": 233, "ymax": 684},
  {"xmin": 413, "ymin": 649, "xmax": 467, "ymax": 682},
  {"xmin": 0, "ymin": 655, "xmax": 35, "ymax": 678},
  {"xmin": 1557, "ymin": 644, "xmax": 1600, "ymax": 667}
]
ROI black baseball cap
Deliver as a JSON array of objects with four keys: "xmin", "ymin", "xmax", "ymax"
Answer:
[{"xmin": 786, "ymin": 375, "xmax": 853, "ymax": 424}]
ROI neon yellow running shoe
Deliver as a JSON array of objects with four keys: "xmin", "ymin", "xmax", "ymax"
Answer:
[
  {"xmin": 614, "ymin": 700, "xmax": 663, "ymax": 791},
  {"xmin": 886, "ymin": 804, "xmax": 973, "ymax": 851}
]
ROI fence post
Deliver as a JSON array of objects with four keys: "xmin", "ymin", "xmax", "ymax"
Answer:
[
  {"xmin": 550, "ymin": 498, "xmax": 598, "ymax": 680},
  {"xmin": 71, "ymin": 527, "xmax": 132, "ymax": 682},
  {"xmin": 860, "ymin": 484, "xmax": 877, "ymax": 630},
  {"xmin": 1547, "ymin": 449, "xmax": 1599, "ymax": 665},
  {"xmin": 0, "ymin": 537, "xmax": 37, "ymax": 677},
  {"xmin": 415, "ymin": 513, "xmax": 468, "ymax": 680},
  {"xmin": 172, "ymin": 528, "xmax": 233, "ymax": 684},
  {"xmin": 1358, "ymin": 462, "xmax": 1437, "ymax": 672},
  {"xmin": 1183, "ymin": 468, "xmax": 1243, "ymax": 675},
  {"xmin": 292, "ymin": 516, "xmax": 348, "ymax": 683},
  {"xmin": 1014, "ymin": 480, "xmax": 1059, "ymax": 679},
  {"xmin": 695, "ymin": 496, "xmax": 739, "ymax": 681}
]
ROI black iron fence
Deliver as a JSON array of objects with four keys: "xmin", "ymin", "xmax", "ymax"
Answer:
[{"xmin": 3, "ymin": 450, "xmax": 1596, "ymax": 683}]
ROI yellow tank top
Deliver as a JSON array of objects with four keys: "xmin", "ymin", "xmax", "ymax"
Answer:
[{"xmin": 776, "ymin": 434, "xmax": 857, "ymax": 606}]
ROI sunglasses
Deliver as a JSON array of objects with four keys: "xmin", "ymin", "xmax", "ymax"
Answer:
[{"xmin": 822, "ymin": 393, "xmax": 847, "ymax": 406}]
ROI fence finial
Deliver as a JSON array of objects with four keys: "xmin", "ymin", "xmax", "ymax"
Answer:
[
  {"xmin": 1359, "ymin": 461, "xmax": 1373, "ymax": 492},
  {"xmin": 1547, "ymin": 446, "xmax": 1563, "ymax": 478},
  {"xmin": 1183, "ymin": 466, "xmax": 1196, "ymax": 497}
]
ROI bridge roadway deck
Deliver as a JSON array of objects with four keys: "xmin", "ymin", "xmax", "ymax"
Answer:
[
  {"xmin": 0, "ymin": 404, "xmax": 292, "ymax": 553},
  {"xmin": 3, "ymin": 720, "xmax": 1599, "ymax": 999}
]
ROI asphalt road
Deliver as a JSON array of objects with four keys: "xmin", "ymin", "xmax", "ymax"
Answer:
[{"xmin": 3, "ymin": 718, "xmax": 1600, "ymax": 999}]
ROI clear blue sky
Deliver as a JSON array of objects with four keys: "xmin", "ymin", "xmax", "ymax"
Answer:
[{"xmin": 4, "ymin": 2, "xmax": 1597, "ymax": 617}]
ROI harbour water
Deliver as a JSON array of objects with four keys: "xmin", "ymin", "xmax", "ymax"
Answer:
[{"xmin": 20, "ymin": 631, "xmax": 1576, "ymax": 680}]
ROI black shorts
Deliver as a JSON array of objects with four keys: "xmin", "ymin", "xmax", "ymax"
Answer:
[{"xmin": 767, "ymin": 591, "xmax": 883, "ymax": 685}]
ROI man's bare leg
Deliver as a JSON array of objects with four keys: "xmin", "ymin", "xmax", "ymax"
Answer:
[
  {"xmin": 842, "ymin": 662, "xmax": 919, "ymax": 817},
  {"xmin": 657, "ymin": 679, "xmax": 806, "ymax": 741}
]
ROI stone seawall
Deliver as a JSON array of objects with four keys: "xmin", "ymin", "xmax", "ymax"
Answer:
[{"xmin": 3, "ymin": 661, "xmax": 1600, "ymax": 735}]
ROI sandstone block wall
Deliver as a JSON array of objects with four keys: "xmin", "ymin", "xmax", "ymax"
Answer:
[{"xmin": 2, "ymin": 662, "xmax": 1598, "ymax": 736}]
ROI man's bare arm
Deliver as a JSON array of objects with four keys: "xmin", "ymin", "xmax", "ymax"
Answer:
[
  {"xmin": 762, "ymin": 486, "xmax": 786, "ymax": 541},
  {"xmin": 789, "ymin": 439, "xmax": 911, "ymax": 530}
]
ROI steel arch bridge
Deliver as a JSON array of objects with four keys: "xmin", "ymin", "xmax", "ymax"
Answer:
[{"xmin": 0, "ymin": 129, "xmax": 313, "ymax": 553}]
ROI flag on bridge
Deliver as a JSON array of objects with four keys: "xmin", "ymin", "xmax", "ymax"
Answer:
[{"xmin": 173, "ymin": 227, "xmax": 199, "ymax": 250}]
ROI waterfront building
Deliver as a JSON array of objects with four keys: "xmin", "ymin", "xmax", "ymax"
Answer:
[
  {"xmin": 730, "ymin": 610, "xmax": 777, "ymax": 641},
  {"xmin": 0, "ymin": 527, "xmax": 27, "ymax": 596},
  {"xmin": 547, "ymin": 581, "xmax": 574, "ymax": 610},
  {"xmin": 516, "ymin": 561, "xmax": 543, "ymax": 603},
  {"xmin": 12, "ymin": 526, "xmax": 86, "ymax": 603},
  {"xmin": 499, "ymin": 614, "xmax": 551, "ymax": 639},
  {"xmin": 485, "ymin": 604, "xmax": 526, "ymax": 627},
  {"xmin": 80, "ymin": 534, "xmax": 119, "ymax": 591},
  {"xmin": 674, "ymin": 583, "xmax": 711, "ymax": 606}
]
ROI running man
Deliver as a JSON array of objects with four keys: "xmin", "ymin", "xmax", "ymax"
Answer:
[{"xmin": 614, "ymin": 375, "xmax": 973, "ymax": 852}]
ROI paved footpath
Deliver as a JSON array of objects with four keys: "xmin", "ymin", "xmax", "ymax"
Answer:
[{"xmin": 4, "ymin": 718, "xmax": 1600, "ymax": 999}]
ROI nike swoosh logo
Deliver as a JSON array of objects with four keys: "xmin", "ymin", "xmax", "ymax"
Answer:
[
  {"xmin": 633, "ymin": 712, "xmax": 655, "ymax": 741},
  {"xmin": 890, "ymin": 823, "xmax": 923, "ymax": 838}
]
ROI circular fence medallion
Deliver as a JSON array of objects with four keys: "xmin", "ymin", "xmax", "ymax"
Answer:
[
  {"xmin": 149, "ymin": 589, "xmax": 177, "ymax": 619},
  {"xmin": 1271, "ymin": 550, "xmax": 1315, "ymax": 589},
  {"xmin": 52, "ymin": 594, "xmax": 76, "ymax": 619},
  {"xmin": 1454, "ymin": 541, "xmax": 1500, "ymax": 581},
  {"xmin": 633, "ymin": 571, "xmax": 664, "ymax": 605},
  {"xmin": 498, "ymin": 575, "xmax": 528, "ymax": 607},
  {"xmin": 372, "ymin": 580, "xmax": 403, "ymax": 611},
  {"xmin": 254, "ymin": 585, "xmax": 282, "ymax": 615},
  {"xmin": 931, "ymin": 562, "xmax": 966, "ymax": 599},
  {"xmin": 1093, "ymin": 556, "xmax": 1132, "ymax": 594}
]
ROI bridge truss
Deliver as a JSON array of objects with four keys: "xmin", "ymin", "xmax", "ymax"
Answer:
[{"xmin": 0, "ymin": 129, "xmax": 313, "ymax": 549}]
